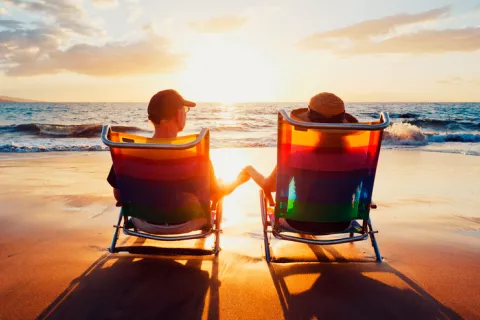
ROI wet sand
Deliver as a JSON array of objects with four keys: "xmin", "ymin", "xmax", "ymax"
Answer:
[{"xmin": 0, "ymin": 148, "xmax": 479, "ymax": 319}]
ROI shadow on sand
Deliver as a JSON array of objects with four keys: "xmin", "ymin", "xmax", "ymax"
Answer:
[
  {"xmin": 38, "ymin": 235, "xmax": 464, "ymax": 319},
  {"xmin": 38, "ymin": 237, "xmax": 219, "ymax": 320},
  {"xmin": 268, "ymin": 243, "xmax": 463, "ymax": 319}
]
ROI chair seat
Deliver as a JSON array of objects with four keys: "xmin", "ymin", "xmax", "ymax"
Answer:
[
  {"xmin": 278, "ymin": 218, "xmax": 363, "ymax": 235},
  {"xmin": 132, "ymin": 217, "xmax": 208, "ymax": 235}
]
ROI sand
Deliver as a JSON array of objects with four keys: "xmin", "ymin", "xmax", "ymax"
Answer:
[{"xmin": 0, "ymin": 148, "xmax": 479, "ymax": 319}]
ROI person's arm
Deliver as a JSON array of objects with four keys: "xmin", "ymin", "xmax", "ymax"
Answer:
[
  {"xmin": 210, "ymin": 164, "xmax": 250, "ymax": 200},
  {"xmin": 107, "ymin": 166, "xmax": 121, "ymax": 204},
  {"xmin": 218, "ymin": 169, "xmax": 250, "ymax": 195},
  {"xmin": 245, "ymin": 166, "xmax": 277, "ymax": 192}
]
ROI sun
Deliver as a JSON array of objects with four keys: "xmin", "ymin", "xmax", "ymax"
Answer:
[{"xmin": 179, "ymin": 42, "xmax": 277, "ymax": 102}]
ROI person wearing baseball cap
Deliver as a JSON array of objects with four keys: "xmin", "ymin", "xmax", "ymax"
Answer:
[
  {"xmin": 146, "ymin": 89, "xmax": 196, "ymax": 134},
  {"xmin": 243, "ymin": 92, "xmax": 358, "ymax": 233},
  {"xmin": 107, "ymin": 89, "xmax": 250, "ymax": 217}
]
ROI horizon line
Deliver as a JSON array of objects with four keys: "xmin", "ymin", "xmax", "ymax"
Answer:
[{"xmin": 3, "ymin": 100, "xmax": 480, "ymax": 104}]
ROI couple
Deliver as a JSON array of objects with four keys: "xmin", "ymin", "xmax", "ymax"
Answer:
[{"xmin": 107, "ymin": 89, "xmax": 358, "ymax": 210}]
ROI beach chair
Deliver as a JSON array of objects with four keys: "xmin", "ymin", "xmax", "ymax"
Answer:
[
  {"xmin": 260, "ymin": 110, "xmax": 390, "ymax": 262},
  {"xmin": 101, "ymin": 126, "xmax": 222, "ymax": 255}
]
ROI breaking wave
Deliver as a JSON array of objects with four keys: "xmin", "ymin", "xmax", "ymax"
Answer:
[
  {"xmin": 0, "ymin": 142, "xmax": 108, "ymax": 152},
  {"xmin": 0, "ymin": 123, "xmax": 146, "ymax": 138},
  {"xmin": 383, "ymin": 123, "xmax": 480, "ymax": 145},
  {"xmin": 0, "ymin": 101, "xmax": 479, "ymax": 154},
  {"xmin": 389, "ymin": 112, "xmax": 419, "ymax": 119},
  {"xmin": 403, "ymin": 119, "xmax": 480, "ymax": 131}
]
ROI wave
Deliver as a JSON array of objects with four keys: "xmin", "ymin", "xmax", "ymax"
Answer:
[
  {"xmin": 384, "ymin": 123, "xmax": 428, "ymax": 145},
  {"xmin": 0, "ymin": 142, "xmax": 108, "ymax": 152},
  {"xmin": 210, "ymin": 126, "xmax": 249, "ymax": 132},
  {"xmin": 384, "ymin": 123, "xmax": 480, "ymax": 145},
  {"xmin": 1, "ymin": 121, "xmax": 479, "ymax": 153},
  {"xmin": 427, "ymin": 133, "xmax": 480, "ymax": 143},
  {"xmin": 0, "ymin": 140, "xmax": 276, "ymax": 152},
  {"xmin": 210, "ymin": 124, "xmax": 266, "ymax": 132},
  {"xmin": 390, "ymin": 112, "xmax": 419, "ymax": 119},
  {"xmin": 0, "ymin": 123, "xmax": 147, "ymax": 138},
  {"xmin": 403, "ymin": 119, "xmax": 480, "ymax": 130},
  {"xmin": 359, "ymin": 112, "xmax": 420, "ymax": 119}
]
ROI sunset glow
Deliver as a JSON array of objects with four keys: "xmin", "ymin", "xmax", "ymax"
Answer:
[
  {"xmin": 1, "ymin": 0, "xmax": 480, "ymax": 102},
  {"xmin": 180, "ymin": 44, "xmax": 277, "ymax": 102}
]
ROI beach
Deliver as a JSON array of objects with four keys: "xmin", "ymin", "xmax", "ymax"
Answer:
[{"xmin": 0, "ymin": 148, "xmax": 479, "ymax": 319}]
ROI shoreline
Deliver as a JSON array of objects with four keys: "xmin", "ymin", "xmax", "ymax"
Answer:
[{"xmin": 0, "ymin": 144, "xmax": 479, "ymax": 159}]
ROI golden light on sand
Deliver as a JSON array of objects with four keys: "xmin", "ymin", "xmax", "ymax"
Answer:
[
  {"xmin": 210, "ymin": 149, "xmax": 247, "ymax": 182},
  {"xmin": 210, "ymin": 148, "xmax": 251, "ymax": 225},
  {"xmin": 101, "ymin": 258, "xmax": 118, "ymax": 269},
  {"xmin": 179, "ymin": 43, "xmax": 277, "ymax": 102},
  {"xmin": 283, "ymin": 273, "xmax": 321, "ymax": 294}
]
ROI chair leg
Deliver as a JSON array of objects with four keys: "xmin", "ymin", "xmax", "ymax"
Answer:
[
  {"xmin": 264, "ymin": 236, "xmax": 271, "ymax": 263},
  {"xmin": 213, "ymin": 199, "xmax": 223, "ymax": 255},
  {"xmin": 109, "ymin": 210, "xmax": 123, "ymax": 253},
  {"xmin": 349, "ymin": 232, "xmax": 354, "ymax": 238},
  {"xmin": 368, "ymin": 218, "xmax": 382, "ymax": 262},
  {"xmin": 260, "ymin": 190, "xmax": 272, "ymax": 263}
]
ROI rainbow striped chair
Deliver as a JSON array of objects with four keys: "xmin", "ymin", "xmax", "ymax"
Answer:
[
  {"xmin": 102, "ymin": 126, "xmax": 222, "ymax": 255},
  {"xmin": 260, "ymin": 110, "xmax": 390, "ymax": 262}
]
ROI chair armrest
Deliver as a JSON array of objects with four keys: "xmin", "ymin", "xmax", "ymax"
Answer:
[{"xmin": 370, "ymin": 201, "xmax": 377, "ymax": 209}]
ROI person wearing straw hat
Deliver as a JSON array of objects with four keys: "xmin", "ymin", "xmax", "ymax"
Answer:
[
  {"xmin": 244, "ymin": 92, "xmax": 358, "ymax": 192},
  {"xmin": 244, "ymin": 92, "xmax": 358, "ymax": 232}
]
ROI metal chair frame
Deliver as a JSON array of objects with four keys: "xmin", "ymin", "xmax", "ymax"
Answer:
[
  {"xmin": 260, "ymin": 111, "xmax": 390, "ymax": 263},
  {"xmin": 102, "ymin": 125, "xmax": 222, "ymax": 255}
]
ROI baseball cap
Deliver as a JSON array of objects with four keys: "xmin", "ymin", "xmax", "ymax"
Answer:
[{"xmin": 147, "ymin": 89, "xmax": 196, "ymax": 123}]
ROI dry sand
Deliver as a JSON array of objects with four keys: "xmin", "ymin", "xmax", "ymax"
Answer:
[{"xmin": 0, "ymin": 148, "xmax": 479, "ymax": 319}]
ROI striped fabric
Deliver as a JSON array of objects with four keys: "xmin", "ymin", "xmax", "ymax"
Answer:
[
  {"xmin": 275, "ymin": 114, "xmax": 384, "ymax": 223},
  {"xmin": 108, "ymin": 131, "xmax": 211, "ymax": 224}
]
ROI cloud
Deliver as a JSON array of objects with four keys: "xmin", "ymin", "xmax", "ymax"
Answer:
[
  {"xmin": 0, "ymin": 19, "xmax": 23, "ymax": 29},
  {"xmin": 189, "ymin": 15, "xmax": 247, "ymax": 33},
  {"xmin": 437, "ymin": 76, "xmax": 463, "ymax": 84},
  {"xmin": 302, "ymin": 6, "xmax": 449, "ymax": 44},
  {"xmin": 1, "ymin": 25, "xmax": 185, "ymax": 77},
  {"xmin": 0, "ymin": 8, "xmax": 7, "ymax": 15},
  {"xmin": 0, "ymin": 26, "xmax": 66, "ymax": 60},
  {"xmin": 1, "ymin": 0, "xmax": 185, "ymax": 77},
  {"xmin": 91, "ymin": 0, "xmax": 119, "ymax": 9},
  {"xmin": 438, "ymin": 76, "xmax": 480, "ymax": 86},
  {"xmin": 350, "ymin": 28, "xmax": 480, "ymax": 54},
  {"xmin": 4, "ymin": 0, "xmax": 101, "ymax": 36},
  {"xmin": 127, "ymin": 6, "xmax": 142, "ymax": 23},
  {"xmin": 297, "ymin": 6, "xmax": 480, "ymax": 54}
]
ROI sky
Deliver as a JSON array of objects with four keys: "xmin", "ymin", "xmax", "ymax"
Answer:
[{"xmin": 0, "ymin": 0, "xmax": 480, "ymax": 102}]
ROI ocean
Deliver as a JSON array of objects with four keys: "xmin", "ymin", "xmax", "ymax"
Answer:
[{"xmin": 1, "ymin": 102, "xmax": 479, "ymax": 155}]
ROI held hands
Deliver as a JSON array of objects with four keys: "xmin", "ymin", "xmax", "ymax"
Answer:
[
  {"xmin": 241, "ymin": 165, "xmax": 270, "ymax": 191},
  {"xmin": 236, "ymin": 167, "xmax": 251, "ymax": 184}
]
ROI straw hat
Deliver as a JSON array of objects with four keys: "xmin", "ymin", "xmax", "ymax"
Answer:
[{"xmin": 292, "ymin": 92, "xmax": 358, "ymax": 123}]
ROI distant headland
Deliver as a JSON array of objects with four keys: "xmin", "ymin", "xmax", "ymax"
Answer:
[{"xmin": 0, "ymin": 95, "xmax": 40, "ymax": 103}]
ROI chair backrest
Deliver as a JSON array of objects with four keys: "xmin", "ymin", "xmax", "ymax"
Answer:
[
  {"xmin": 275, "ymin": 110, "xmax": 389, "ymax": 223},
  {"xmin": 102, "ymin": 126, "xmax": 211, "ymax": 224}
]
